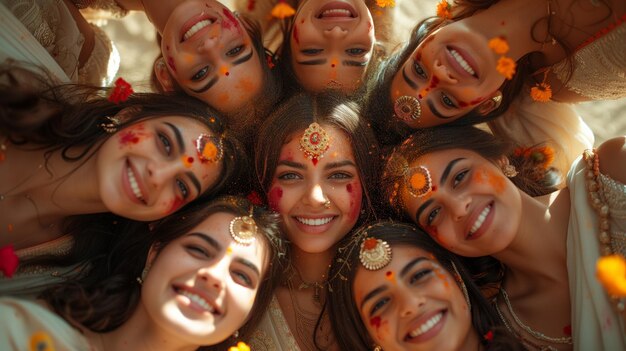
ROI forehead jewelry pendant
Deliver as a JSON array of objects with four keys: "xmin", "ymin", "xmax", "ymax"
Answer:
[
  {"xmin": 195, "ymin": 134, "xmax": 224, "ymax": 163},
  {"xmin": 300, "ymin": 122, "xmax": 330, "ymax": 166},
  {"xmin": 229, "ymin": 215, "xmax": 258, "ymax": 246},
  {"xmin": 360, "ymin": 237, "xmax": 392, "ymax": 271},
  {"xmin": 393, "ymin": 95, "xmax": 422, "ymax": 123},
  {"xmin": 406, "ymin": 166, "xmax": 432, "ymax": 198}
]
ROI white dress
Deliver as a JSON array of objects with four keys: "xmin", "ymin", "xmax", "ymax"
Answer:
[{"xmin": 566, "ymin": 153, "xmax": 626, "ymax": 350}]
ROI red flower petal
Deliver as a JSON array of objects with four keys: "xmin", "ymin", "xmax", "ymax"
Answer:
[{"xmin": 0, "ymin": 245, "xmax": 19, "ymax": 278}]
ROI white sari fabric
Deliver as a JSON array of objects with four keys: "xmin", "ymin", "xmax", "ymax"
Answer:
[{"xmin": 566, "ymin": 155, "xmax": 626, "ymax": 350}]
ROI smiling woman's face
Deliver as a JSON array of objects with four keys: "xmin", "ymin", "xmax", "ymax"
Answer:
[
  {"xmin": 290, "ymin": 0, "xmax": 375, "ymax": 93},
  {"xmin": 353, "ymin": 245, "xmax": 475, "ymax": 351},
  {"xmin": 159, "ymin": 0, "xmax": 263, "ymax": 114},
  {"xmin": 390, "ymin": 21, "xmax": 504, "ymax": 128}
]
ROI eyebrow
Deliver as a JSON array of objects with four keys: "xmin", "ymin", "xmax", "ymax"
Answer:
[
  {"xmin": 427, "ymin": 100, "xmax": 456, "ymax": 120},
  {"xmin": 295, "ymin": 58, "xmax": 367, "ymax": 67},
  {"xmin": 277, "ymin": 159, "xmax": 306, "ymax": 169},
  {"xmin": 414, "ymin": 158, "xmax": 465, "ymax": 221},
  {"xmin": 190, "ymin": 50, "xmax": 254, "ymax": 94},
  {"xmin": 402, "ymin": 65, "xmax": 418, "ymax": 90},
  {"xmin": 189, "ymin": 232, "xmax": 222, "ymax": 251},
  {"xmin": 360, "ymin": 285, "xmax": 388, "ymax": 311},
  {"xmin": 235, "ymin": 257, "xmax": 261, "ymax": 277},
  {"xmin": 399, "ymin": 257, "xmax": 427, "ymax": 278},
  {"xmin": 296, "ymin": 58, "xmax": 327, "ymax": 65},
  {"xmin": 165, "ymin": 122, "xmax": 185, "ymax": 152},
  {"xmin": 324, "ymin": 160, "xmax": 356, "ymax": 170}
]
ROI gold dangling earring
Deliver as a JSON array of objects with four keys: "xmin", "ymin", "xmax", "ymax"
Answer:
[
  {"xmin": 451, "ymin": 261, "xmax": 471, "ymax": 310},
  {"xmin": 136, "ymin": 266, "xmax": 149, "ymax": 285},
  {"xmin": 502, "ymin": 164, "xmax": 518, "ymax": 178},
  {"xmin": 100, "ymin": 116, "xmax": 120, "ymax": 134},
  {"xmin": 373, "ymin": 345, "xmax": 383, "ymax": 351}
]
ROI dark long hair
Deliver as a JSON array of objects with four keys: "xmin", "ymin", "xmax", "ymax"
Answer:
[
  {"xmin": 327, "ymin": 221, "xmax": 525, "ymax": 350},
  {"xmin": 41, "ymin": 195, "xmax": 285, "ymax": 351}
]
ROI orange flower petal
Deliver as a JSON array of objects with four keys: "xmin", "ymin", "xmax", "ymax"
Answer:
[
  {"xmin": 271, "ymin": 2, "xmax": 295, "ymax": 19},
  {"xmin": 596, "ymin": 255, "xmax": 626, "ymax": 297},
  {"xmin": 496, "ymin": 56, "xmax": 516, "ymax": 80}
]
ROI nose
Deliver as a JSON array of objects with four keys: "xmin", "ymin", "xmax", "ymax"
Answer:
[
  {"xmin": 304, "ymin": 183, "xmax": 328, "ymax": 207},
  {"xmin": 433, "ymin": 58, "xmax": 458, "ymax": 84},
  {"xmin": 399, "ymin": 289, "xmax": 426, "ymax": 318},
  {"xmin": 323, "ymin": 26, "xmax": 348, "ymax": 39},
  {"xmin": 197, "ymin": 263, "xmax": 226, "ymax": 293},
  {"xmin": 146, "ymin": 160, "xmax": 180, "ymax": 189},
  {"xmin": 447, "ymin": 193, "xmax": 471, "ymax": 221},
  {"xmin": 197, "ymin": 31, "xmax": 221, "ymax": 53}
]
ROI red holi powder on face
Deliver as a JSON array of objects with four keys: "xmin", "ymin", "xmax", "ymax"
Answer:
[
  {"xmin": 370, "ymin": 316, "xmax": 382, "ymax": 329},
  {"xmin": 119, "ymin": 130, "xmax": 140, "ymax": 145},
  {"xmin": 222, "ymin": 8, "xmax": 241, "ymax": 33},
  {"xmin": 424, "ymin": 225, "xmax": 438, "ymax": 238},
  {"xmin": 293, "ymin": 25, "xmax": 300, "ymax": 45},
  {"xmin": 167, "ymin": 56, "xmax": 176, "ymax": 72},
  {"xmin": 267, "ymin": 186, "xmax": 283, "ymax": 212},
  {"xmin": 346, "ymin": 184, "xmax": 353, "ymax": 193},
  {"xmin": 429, "ymin": 76, "xmax": 439, "ymax": 89},
  {"xmin": 167, "ymin": 196, "xmax": 185, "ymax": 214},
  {"xmin": 348, "ymin": 181, "xmax": 363, "ymax": 221}
]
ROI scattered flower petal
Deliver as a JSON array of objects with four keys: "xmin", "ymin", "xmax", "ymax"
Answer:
[
  {"xmin": 496, "ymin": 56, "xmax": 516, "ymax": 80},
  {"xmin": 271, "ymin": 1, "xmax": 295, "ymax": 19},
  {"xmin": 0, "ymin": 244, "xmax": 19, "ymax": 278},
  {"xmin": 376, "ymin": 0, "xmax": 396, "ymax": 8},
  {"xmin": 530, "ymin": 82, "xmax": 552, "ymax": 102},
  {"xmin": 108, "ymin": 77, "xmax": 134, "ymax": 104},
  {"xmin": 488, "ymin": 36, "xmax": 510, "ymax": 55},
  {"xmin": 436, "ymin": 0, "xmax": 452, "ymax": 19}
]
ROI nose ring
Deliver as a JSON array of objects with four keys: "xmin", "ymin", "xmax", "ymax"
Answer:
[{"xmin": 324, "ymin": 199, "xmax": 331, "ymax": 209}]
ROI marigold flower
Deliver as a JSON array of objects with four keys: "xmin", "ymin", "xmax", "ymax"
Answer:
[
  {"xmin": 229, "ymin": 342, "xmax": 251, "ymax": 351},
  {"xmin": 596, "ymin": 255, "xmax": 626, "ymax": 297},
  {"xmin": 108, "ymin": 77, "xmax": 133, "ymax": 104},
  {"xmin": 30, "ymin": 331, "xmax": 56, "ymax": 351},
  {"xmin": 271, "ymin": 1, "xmax": 295, "ymax": 19},
  {"xmin": 532, "ymin": 146, "xmax": 555, "ymax": 167},
  {"xmin": 436, "ymin": 0, "xmax": 452, "ymax": 19},
  {"xmin": 530, "ymin": 82, "xmax": 552, "ymax": 102},
  {"xmin": 376, "ymin": 0, "xmax": 396, "ymax": 8},
  {"xmin": 0, "ymin": 244, "xmax": 19, "ymax": 278},
  {"xmin": 496, "ymin": 56, "xmax": 516, "ymax": 80},
  {"xmin": 488, "ymin": 36, "xmax": 509, "ymax": 55}
]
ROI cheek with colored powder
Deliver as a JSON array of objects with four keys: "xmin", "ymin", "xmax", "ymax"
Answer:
[
  {"xmin": 222, "ymin": 8, "xmax": 241, "ymax": 33},
  {"xmin": 267, "ymin": 186, "xmax": 283, "ymax": 212},
  {"xmin": 347, "ymin": 182, "xmax": 363, "ymax": 222},
  {"xmin": 166, "ymin": 196, "xmax": 185, "ymax": 215},
  {"xmin": 117, "ymin": 124, "xmax": 149, "ymax": 147},
  {"xmin": 473, "ymin": 167, "xmax": 505, "ymax": 193},
  {"xmin": 370, "ymin": 316, "xmax": 382, "ymax": 330}
]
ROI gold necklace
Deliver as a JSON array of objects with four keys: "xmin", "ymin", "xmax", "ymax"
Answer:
[
  {"xmin": 285, "ymin": 277, "xmax": 325, "ymax": 351},
  {"xmin": 498, "ymin": 288, "xmax": 572, "ymax": 346},
  {"xmin": 290, "ymin": 265, "xmax": 328, "ymax": 305}
]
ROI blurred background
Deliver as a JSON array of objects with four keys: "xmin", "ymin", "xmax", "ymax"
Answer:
[{"xmin": 98, "ymin": 0, "xmax": 624, "ymax": 145}]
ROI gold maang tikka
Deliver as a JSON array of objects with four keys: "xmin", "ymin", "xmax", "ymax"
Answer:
[
  {"xmin": 406, "ymin": 166, "xmax": 432, "ymax": 198},
  {"xmin": 229, "ymin": 214, "xmax": 258, "ymax": 246},
  {"xmin": 393, "ymin": 95, "xmax": 422, "ymax": 123},
  {"xmin": 195, "ymin": 134, "xmax": 224, "ymax": 163},
  {"xmin": 359, "ymin": 237, "xmax": 392, "ymax": 271},
  {"xmin": 300, "ymin": 122, "xmax": 330, "ymax": 165}
]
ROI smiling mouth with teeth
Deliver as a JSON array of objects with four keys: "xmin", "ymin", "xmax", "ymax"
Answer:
[
  {"xmin": 127, "ymin": 164, "xmax": 145, "ymax": 204},
  {"xmin": 296, "ymin": 217, "xmax": 335, "ymax": 226},
  {"xmin": 175, "ymin": 287, "xmax": 218, "ymax": 314},
  {"xmin": 318, "ymin": 8, "xmax": 355, "ymax": 18},
  {"xmin": 468, "ymin": 204, "xmax": 492, "ymax": 238},
  {"xmin": 407, "ymin": 311, "xmax": 444, "ymax": 340},
  {"xmin": 449, "ymin": 48, "xmax": 477, "ymax": 77},
  {"xmin": 182, "ymin": 18, "xmax": 216, "ymax": 42}
]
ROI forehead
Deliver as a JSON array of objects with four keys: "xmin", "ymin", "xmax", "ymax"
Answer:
[
  {"xmin": 280, "ymin": 124, "xmax": 356, "ymax": 161},
  {"xmin": 190, "ymin": 212, "xmax": 268, "ymax": 265},
  {"xmin": 354, "ymin": 245, "xmax": 438, "ymax": 299}
]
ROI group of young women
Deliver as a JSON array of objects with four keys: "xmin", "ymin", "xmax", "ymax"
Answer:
[{"xmin": 0, "ymin": 0, "xmax": 624, "ymax": 350}]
